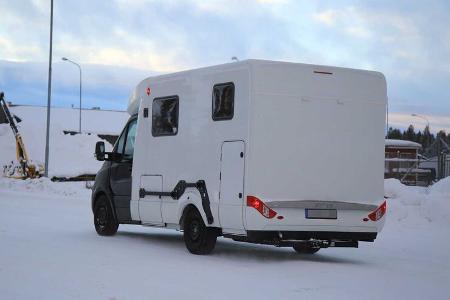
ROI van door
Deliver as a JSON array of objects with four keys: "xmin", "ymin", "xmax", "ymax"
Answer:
[
  {"xmin": 139, "ymin": 175, "xmax": 163, "ymax": 224},
  {"xmin": 110, "ymin": 118, "xmax": 137, "ymax": 222},
  {"xmin": 219, "ymin": 141, "xmax": 245, "ymax": 230}
]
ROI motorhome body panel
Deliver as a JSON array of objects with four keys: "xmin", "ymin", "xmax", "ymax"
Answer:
[
  {"xmin": 246, "ymin": 61, "xmax": 387, "ymax": 232},
  {"xmin": 125, "ymin": 59, "xmax": 387, "ymax": 239},
  {"xmin": 130, "ymin": 64, "xmax": 251, "ymax": 230}
]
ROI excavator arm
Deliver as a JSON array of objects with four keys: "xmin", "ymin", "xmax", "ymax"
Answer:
[{"xmin": 1, "ymin": 91, "xmax": 43, "ymax": 178}]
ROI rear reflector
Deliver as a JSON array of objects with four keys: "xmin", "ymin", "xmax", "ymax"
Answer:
[
  {"xmin": 247, "ymin": 196, "xmax": 277, "ymax": 219},
  {"xmin": 368, "ymin": 200, "xmax": 387, "ymax": 221}
]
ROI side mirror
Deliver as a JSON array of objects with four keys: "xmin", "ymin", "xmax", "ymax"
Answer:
[{"xmin": 95, "ymin": 141, "xmax": 105, "ymax": 161}]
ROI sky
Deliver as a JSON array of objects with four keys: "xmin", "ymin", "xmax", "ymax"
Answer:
[{"xmin": 0, "ymin": 0, "xmax": 449, "ymax": 132}]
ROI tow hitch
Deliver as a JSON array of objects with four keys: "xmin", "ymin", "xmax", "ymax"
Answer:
[{"xmin": 278, "ymin": 239, "xmax": 358, "ymax": 248}]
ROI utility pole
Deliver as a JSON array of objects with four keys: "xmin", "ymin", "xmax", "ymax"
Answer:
[
  {"xmin": 44, "ymin": 0, "xmax": 53, "ymax": 177},
  {"xmin": 411, "ymin": 113, "xmax": 430, "ymax": 148},
  {"xmin": 62, "ymin": 57, "xmax": 82, "ymax": 133}
]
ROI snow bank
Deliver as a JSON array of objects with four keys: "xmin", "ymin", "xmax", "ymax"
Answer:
[
  {"xmin": 422, "ymin": 177, "xmax": 450, "ymax": 224},
  {"xmin": 0, "ymin": 177, "xmax": 91, "ymax": 197},
  {"xmin": 0, "ymin": 105, "xmax": 126, "ymax": 177},
  {"xmin": 385, "ymin": 178, "xmax": 450, "ymax": 225},
  {"xmin": 429, "ymin": 176, "xmax": 450, "ymax": 195}
]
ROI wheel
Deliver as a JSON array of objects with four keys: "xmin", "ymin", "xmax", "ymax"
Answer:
[
  {"xmin": 183, "ymin": 209, "xmax": 217, "ymax": 255},
  {"xmin": 293, "ymin": 243, "xmax": 320, "ymax": 254},
  {"xmin": 94, "ymin": 195, "xmax": 119, "ymax": 236}
]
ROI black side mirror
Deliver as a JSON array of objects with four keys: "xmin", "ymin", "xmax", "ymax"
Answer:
[{"xmin": 95, "ymin": 141, "xmax": 105, "ymax": 161}]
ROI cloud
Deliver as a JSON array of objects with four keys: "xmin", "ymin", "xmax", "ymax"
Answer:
[
  {"xmin": 389, "ymin": 113, "xmax": 450, "ymax": 133},
  {"xmin": 313, "ymin": 9, "xmax": 339, "ymax": 26},
  {"xmin": 0, "ymin": 0, "xmax": 449, "ymax": 127},
  {"xmin": 0, "ymin": 60, "xmax": 155, "ymax": 110}
]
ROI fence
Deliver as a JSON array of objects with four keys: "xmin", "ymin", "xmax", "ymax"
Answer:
[{"xmin": 437, "ymin": 154, "xmax": 450, "ymax": 179}]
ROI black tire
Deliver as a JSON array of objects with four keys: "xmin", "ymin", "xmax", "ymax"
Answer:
[
  {"xmin": 94, "ymin": 195, "xmax": 119, "ymax": 236},
  {"xmin": 183, "ymin": 208, "xmax": 217, "ymax": 255},
  {"xmin": 293, "ymin": 243, "xmax": 320, "ymax": 254}
]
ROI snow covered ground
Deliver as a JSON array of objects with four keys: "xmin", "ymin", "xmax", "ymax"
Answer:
[
  {"xmin": 1, "ymin": 177, "xmax": 449, "ymax": 300},
  {"xmin": 0, "ymin": 105, "xmax": 128, "ymax": 177}
]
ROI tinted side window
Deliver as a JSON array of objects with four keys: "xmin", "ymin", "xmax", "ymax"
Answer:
[
  {"xmin": 152, "ymin": 96, "xmax": 179, "ymax": 137},
  {"xmin": 114, "ymin": 128, "xmax": 126, "ymax": 154},
  {"xmin": 123, "ymin": 119, "xmax": 137, "ymax": 160},
  {"xmin": 212, "ymin": 82, "xmax": 234, "ymax": 121}
]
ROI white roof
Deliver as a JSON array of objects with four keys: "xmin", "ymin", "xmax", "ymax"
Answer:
[
  {"xmin": 127, "ymin": 59, "xmax": 384, "ymax": 115},
  {"xmin": 385, "ymin": 139, "xmax": 422, "ymax": 149}
]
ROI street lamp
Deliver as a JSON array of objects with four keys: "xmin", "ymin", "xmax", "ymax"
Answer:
[
  {"xmin": 44, "ymin": 0, "xmax": 54, "ymax": 177},
  {"xmin": 411, "ymin": 113, "xmax": 430, "ymax": 128},
  {"xmin": 62, "ymin": 57, "xmax": 82, "ymax": 133},
  {"xmin": 412, "ymin": 113, "xmax": 431, "ymax": 149}
]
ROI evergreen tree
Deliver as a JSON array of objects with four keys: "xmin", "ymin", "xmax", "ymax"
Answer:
[
  {"xmin": 386, "ymin": 127, "xmax": 402, "ymax": 139},
  {"xmin": 384, "ymin": 124, "xmax": 447, "ymax": 152},
  {"xmin": 416, "ymin": 131, "xmax": 422, "ymax": 144},
  {"xmin": 403, "ymin": 125, "xmax": 416, "ymax": 141},
  {"xmin": 422, "ymin": 125, "xmax": 432, "ymax": 149},
  {"xmin": 437, "ymin": 130, "xmax": 448, "ymax": 143}
]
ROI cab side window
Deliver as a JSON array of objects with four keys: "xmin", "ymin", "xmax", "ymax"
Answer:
[
  {"xmin": 123, "ymin": 119, "xmax": 137, "ymax": 160},
  {"xmin": 113, "ymin": 118, "xmax": 137, "ymax": 161},
  {"xmin": 114, "ymin": 128, "xmax": 126, "ymax": 154},
  {"xmin": 212, "ymin": 82, "xmax": 234, "ymax": 121}
]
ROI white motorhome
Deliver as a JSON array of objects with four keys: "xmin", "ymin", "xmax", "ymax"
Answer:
[{"xmin": 92, "ymin": 59, "xmax": 387, "ymax": 255}]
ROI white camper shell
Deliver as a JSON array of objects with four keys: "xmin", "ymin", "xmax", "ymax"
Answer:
[{"xmin": 92, "ymin": 59, "xmax": 387, "ymax": 254}]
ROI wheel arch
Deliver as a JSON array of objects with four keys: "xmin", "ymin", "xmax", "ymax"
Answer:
[{"xmin": 92, "ymin": 191, "xmax": 118, "ymax": 222}]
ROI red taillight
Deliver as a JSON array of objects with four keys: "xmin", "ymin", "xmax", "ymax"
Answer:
[
  {"xmin": 247, "ymin": 196, "xmax": 277, "ymax": 219},
  {"xmin": 368, "ymin": 200, "xmax": 387, "ymax": 221}
]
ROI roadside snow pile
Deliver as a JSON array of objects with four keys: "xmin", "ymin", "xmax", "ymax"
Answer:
[
  {"xmin": 385, "ymin": 178, "xmax": 450, "ymax": 225},
  {"xmin": 429, "ymin": 176, "xmax": 450, "ymax": 195},
  {"xmin": 0, "ymin": 177, "xmax": 91, "ymax": 197},
  {"xmin": 0, "ymin": 106, "xmax": 125, "ymax": 177},
  {"xmin": 422, "ymin": 177, "xmax": 450, "ymax": 224}
]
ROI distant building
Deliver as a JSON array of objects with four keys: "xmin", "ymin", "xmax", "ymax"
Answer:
[{"xmin": 385, "ymin": 139, "xmax": 431, "ymax": 185}]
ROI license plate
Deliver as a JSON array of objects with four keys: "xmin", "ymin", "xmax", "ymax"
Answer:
[{"xmin": 305, "ymin": 209, "xmax": 337, "ymax": 219}]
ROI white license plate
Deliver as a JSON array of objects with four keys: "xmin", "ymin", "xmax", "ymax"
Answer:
[{"xmin": 305, "ymin": 209, "xmax": 337, "ymax": 219}]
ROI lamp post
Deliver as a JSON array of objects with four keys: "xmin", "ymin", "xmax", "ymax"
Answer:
[
  {"xmin": 411, "ymin": 113, "xmax": 430, "ymax": 129},
  {"xmin": 44, "ymin": 0, "xmax": 54, "ymax": 177},
  {"xmin": 62, "ymin": 57, "xmax": 82, "ymax": 133},
  {"xmin": 412, "ymin": 113, "xmax": 431, "ymax": 149}
]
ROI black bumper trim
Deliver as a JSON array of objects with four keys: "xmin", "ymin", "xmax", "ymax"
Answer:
[{"xmin": 245, "ymin": 230, "xmax": 377, "ymax": 243}]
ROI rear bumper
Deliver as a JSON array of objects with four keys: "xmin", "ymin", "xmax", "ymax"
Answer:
[
  {"xmin": 246, "ymin": 230, "xmax": 377, "ymax": 243},
  {"xmin": 244, "ymin": 200, "xmax": 387, "ymax": 234}
]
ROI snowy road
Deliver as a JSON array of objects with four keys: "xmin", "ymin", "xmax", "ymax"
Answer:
[{"xmin": 1, "ymin": 179, "xmax": 450, "ymax": 300}]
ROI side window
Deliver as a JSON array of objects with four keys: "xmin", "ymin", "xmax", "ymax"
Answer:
[
  {"xmin": 123, "ymin": 119, "xmax": 137, "ymax": 160},
  {"xmin": 114, "ymin": 128, "xmax": 126, "ymax": 154},
  {"xmin": 152, "ymin": 96, "xmax": 179, "ymax": 137},
  {"xmin": 212, "ymin": 82, "xmax": 234, "ymax": 121}
]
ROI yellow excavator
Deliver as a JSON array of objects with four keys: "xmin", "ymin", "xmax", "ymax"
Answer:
[{"xmin": 0, "ymin": 91, "xmax": 44, "ymax": 178}]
